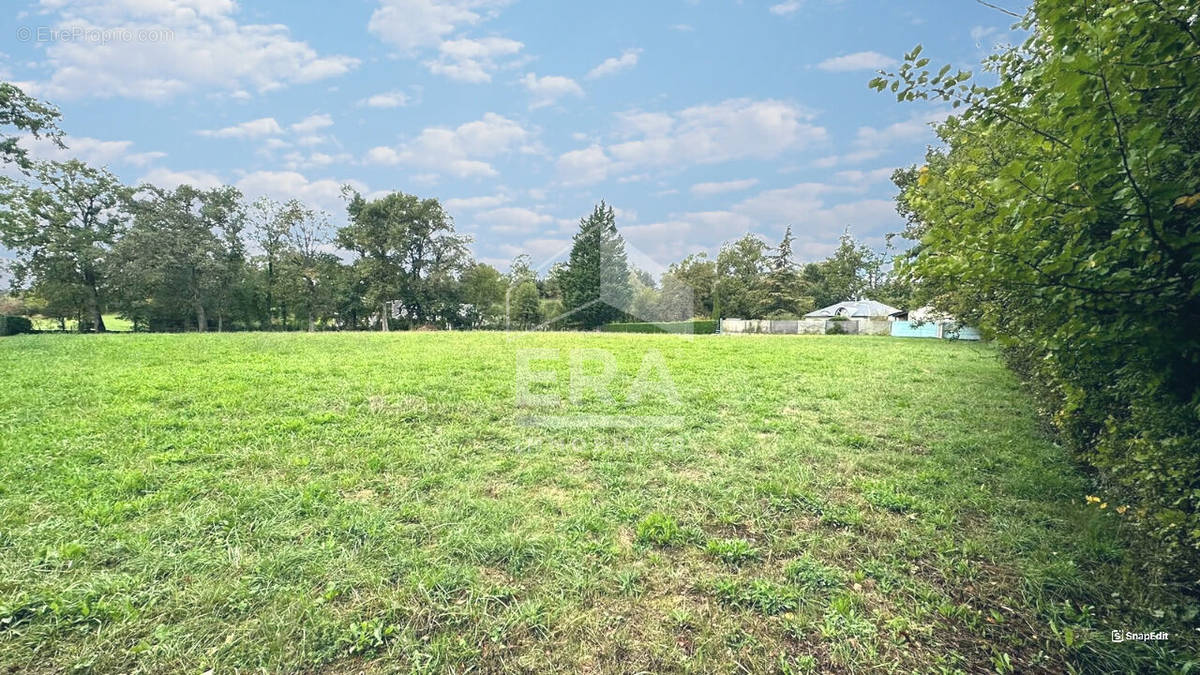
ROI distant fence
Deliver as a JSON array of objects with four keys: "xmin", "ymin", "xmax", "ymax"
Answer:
[
  {"xmin": 719, "ymin": 317, "xmax": 980, "ymax": 340},
  {"xmin": 720, "ymin": 318, "xmax": 891, "ymax": 335},
  {"xmin": 601, "ymin": 320, "xmax": 718, "ymax": 334}
]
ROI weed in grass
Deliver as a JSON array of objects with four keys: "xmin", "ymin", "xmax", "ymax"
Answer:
[
  {"xmin": 705, "ymin": 538, "xmax": 760, "ymax": 565},
  {"xmin": 635, "ymin": 512, "xmax": 681, "ymax": 547},
  {"xmin": 710, "ymin": 578, "xmax": 803, "ymax": 615},
  {"xmin": 785, "ymin": 555, "xmax": 843, "ymax": 591},
  {"xmin": 863, "ymin": 480, "xmax": 921, "ymax": 513}
]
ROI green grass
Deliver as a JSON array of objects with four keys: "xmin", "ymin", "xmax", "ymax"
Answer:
[
  {"xmin": 29, "ymin": 314, "xmax": 133, "ymax": 332},
  {"xmin": 0, "ymin": 332, "xmax": 1194, "ymax": 672}
]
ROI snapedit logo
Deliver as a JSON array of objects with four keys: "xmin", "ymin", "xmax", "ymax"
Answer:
[{"xmin": 1111, "ymin": 630, "xmax": 1170, "ymax": 643}]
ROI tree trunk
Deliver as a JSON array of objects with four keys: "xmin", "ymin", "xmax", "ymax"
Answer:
[
  {"xmin": 85, "ymin": 272, "xmax": 105, "ymax": 333},
  {"xmin": 217, "ymin": 314, "xmax": 224, "ymax": 332},
  {"xmin": 308, "ymin": 311, "xmax": 315, "ymax": 333},
  {"xmin": 381, "ymin": 302, "xmax": 390, "ymax": 332},
  {"xmin": 265, "ymin": 261, "xmax": 274, "ymax": 330},
  {"xmin": 196, "ymin": 303, "xmax": 207, "ymax": 333}
]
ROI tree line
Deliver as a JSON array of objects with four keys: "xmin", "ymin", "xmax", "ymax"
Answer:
[
  {"xmin": 876, "ymin": 0, "xmax": 1199, "ymax": 573},
  {"xmin": 1, "ymin": 83, "xmax": 907, "ymax": 333}
]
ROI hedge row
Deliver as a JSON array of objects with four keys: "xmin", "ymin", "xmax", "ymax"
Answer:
[
  {"xmin": 600, "ymin": 320, "xmax": 717, "ymax": 334},
  {"xmin": 0, "ymin": 315, "xmax": 33, "ymax": 336}
]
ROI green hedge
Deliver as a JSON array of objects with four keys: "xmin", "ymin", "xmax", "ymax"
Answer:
[
  {"xmin": 601, "ymin": 320, "xmax": 717, "ymax": 334},
  {"xmin": 0, "ymin": 315, "xmax": 33, "ymax": 336}
]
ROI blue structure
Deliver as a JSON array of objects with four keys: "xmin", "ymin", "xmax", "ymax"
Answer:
[{"xmin": 891, "ymin": 320, "xmax": 981, "ymax": 341}]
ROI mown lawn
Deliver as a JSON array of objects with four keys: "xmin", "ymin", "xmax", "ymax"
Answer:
[
  {"xmin": 0, "ymin": 333, "xmax": 1193, "ymax": 672},
  {"xmin": 28, "ymin": 314, "xmax": 134, "ymax": 332}
]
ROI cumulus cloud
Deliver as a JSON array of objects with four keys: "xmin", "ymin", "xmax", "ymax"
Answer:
[
  {"xmin": 367, "ymin": 0, "xmax": 510, "ymax": 53},
  {"xmin": 197, "ymin": 117, "xmax": 284, "ymax": 139},
  {"xmin": 138, "ymin": 167, "xmax": 225, "ymax": 191},
  {"xmin": 520, "ymin": 73, "xmax": 583, "ymax": 109},
  {"xmin": 476, "ymin": 206, "xmax": 554, "ymax": 233},
  {"xmin": 425, "ymin": 37, "xmax": 524, "ymax": 83},
  {"xmin": 555, "ymin": 145, "xmax": 612, "ymax": 185},
  {"xmin": 815, "ymin": 109, "xmax": 947, "ymax": 167},
  {"xmin": 18, "ymin": 134, "xmax": 165, "ymax": 168},
  {"xmin": 625, "ymin": 183, "xmax": 898, "ymax": 263},
  {"xmin": 363, "ymin": 112, "xmax": 532, "ymax": 178},
  {"xmin": 290, "ymin": 114, "xmax": 333, "ymax": 134},
  {"xmin": 358, "ymin": 91, "xmax": 410, "ymax": 108},
  {"xmin": 235, "ymin": 170, "xmax": 365, "ymax": 215},
  {"xmin": 445, "ymin": 193, "xmax": 512, "ymax": 211},
  {"xmin": 815, "ymin": 51, "xmax": 897, "ymax": 72},
  {"xmin": 556, "ymin": 99, "xmax": 827, "ymax": 185},
  {"xmin": 28, "ymin": 0, "xmax": 358, "ymax": 101},
  {"xmin": 586, "ymin": 48, "xmax": 642, "ymax": 79}
]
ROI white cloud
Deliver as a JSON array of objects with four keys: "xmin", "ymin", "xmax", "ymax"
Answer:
[
  {"xmin": 557, "ymin": 99, "xmax": 827, "ymax": 185},
  {"xmin": 290, "ymin": 113, "xmax": 333, "ymax": 134},
  {"xmin": 555, "ymin": 145, "xmax": 612, "ymax": 185},
  {"xmin": 138, "ymin": 167, "xmax": 224, "ymax": 190},
  {"xmin": 814, "ymin": 110, "xmax": 948, "ymax": 167},
  {"xmin": 363, "ymin": 112, "xmax": 532, "ymax": 178},
  {"xmin": 367, "ymin": 0, "xmax": 510, "ymax": 53},
  {"xmin": 426, "ymin": 37, "xmax": 523, "ymax": 83},
  {"xmin": 690, "ymin": 178, "xmax": 759, "ymax": 196},
  {"xmin": 815, "ymin": 51, "xmax": 897, "ymax": 72},
  {"xmin": 29, "ymin": 0, "xmax": 358, "ymax": 101},
  {"xmin": 359, "ymin": 91, "xmax": 410, "ymax": 108},
  {"xmin": 769, "ymin": 1, "xmax": 802, "ymax": 16},
  {"xmin": 833, "ymin": 167, "xmax": 895, "ymax": 185},
  {"xmin": 18, "ymin": 134, "xmax": 165, "ymax": 167},
  {"xmin": 445, "ymin": 193, "xmax": 511, "ymax": 211},
  {"xmin": 498, "ymin": 237, "xmax": 571, "ymax": 263},
  {"xmin": 282, "ymin": 150, "xmax": 352, "ymax": 170},
  {"xmin": 197, "ymin": 117, "xmax": 284, "ymax": 139},
  {"xmin": 477, "ymin": 206, "xmax": 554, "ymax": 233},
  {"xmin": 852, "ymin": 109, "xmax": 948, "ymax": 152},
  {"xmin": 520, "ymin": 72, "xmax": 583, "ymax": 109},
  {"xmin": 235, "ymin": 170, "xmax": 365, "ymax": 215},
  {"xmin": 625, "ymin": 183, "xmax": 899, "ymax": 264},
  {"xmin": 668, "ymin": 24, "xmax": 694, "ymax": 32},
  {"xmin": 364, "ymin": 146, "xmax": 402, "ymax": 165},
  {"xmin": 586, "ymin": 48, "xmax": 642, "ymax": 79}
]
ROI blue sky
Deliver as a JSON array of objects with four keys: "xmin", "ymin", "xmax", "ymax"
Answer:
[{"xmin": 1, "ymin": 0, "xmax": 1019, "ymax": 273}]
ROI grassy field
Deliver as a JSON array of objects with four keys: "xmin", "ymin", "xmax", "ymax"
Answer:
[
  {"xmin": 28, "ymin": 314, "xmax": 133, "ymax": 332},
  {"xmin": 0, "ymin": 333, "xmax": 1193, "ymax": 672}
]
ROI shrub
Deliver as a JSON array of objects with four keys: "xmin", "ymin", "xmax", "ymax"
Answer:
[
  {"xmin": 0, "ymin": 315, "xmax": 33, "ymax": 336},
  {"xmin": 601, "ymin": 320, "xmax": 717, "ymax": 334}
]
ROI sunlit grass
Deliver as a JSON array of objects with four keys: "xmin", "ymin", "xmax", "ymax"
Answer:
[
  {"xmin": 28, "ymin": 313, "xmax": 133, "ymax": 332},
  {"xmin": 0, "ymin": 332, "xmax": 1193, "ymax": 672}
]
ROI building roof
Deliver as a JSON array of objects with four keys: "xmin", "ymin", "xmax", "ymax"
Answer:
[
  {"xmin": 889, "ymin": 305, "xmax": 955, "ymax": 322},
  {"xmin": 804, "ymin": 299, "xmax": 900, "ymax": 319}
]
